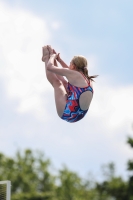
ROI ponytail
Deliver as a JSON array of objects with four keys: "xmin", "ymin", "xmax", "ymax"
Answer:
[
  {"xmin": 88, "ymin": 75, "xmax": 98, "ymax": 82},
  {"xmin": 83, "ymin": 67, "xmax": 98, "ymax": 82},
  {"xmin": 72, "ymin": 55, "xmax": 98, "ymax": 82}
]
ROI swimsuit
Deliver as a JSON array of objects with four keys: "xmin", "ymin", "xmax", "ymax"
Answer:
[{"xmin": 61, "ymin": 73, "xmax": 93, "ymax": 123}]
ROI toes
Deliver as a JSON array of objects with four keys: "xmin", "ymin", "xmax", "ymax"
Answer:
[{"xmin": 47, "ymin": 45, "xmax": 53, "ymax": 54}]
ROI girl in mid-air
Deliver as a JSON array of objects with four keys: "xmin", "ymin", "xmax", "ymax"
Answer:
[{"xmin": 42, "ymin": 45, "xmax": 97, "ymax": 123}]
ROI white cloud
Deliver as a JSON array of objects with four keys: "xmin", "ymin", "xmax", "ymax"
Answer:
[
  {"xmin": 0, "ymin": 1, "xmax": 52, "ymax": 120},
  {"xmin": 0, "ymin": 1, "xmax": 133, "ymax": 129},
  {"xmin": 90, "ymin": 82, "xmax": 133, "ymax": 131}
]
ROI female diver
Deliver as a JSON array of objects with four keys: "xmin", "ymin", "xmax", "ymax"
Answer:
[{"xmin": 42, "ymin": 45, "xmax": 97, "ymax": 123}]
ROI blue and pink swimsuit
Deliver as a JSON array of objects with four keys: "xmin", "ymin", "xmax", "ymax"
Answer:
[{"xmin": 61, "ymin": 74, "xmax": 93, "ymax": 123}]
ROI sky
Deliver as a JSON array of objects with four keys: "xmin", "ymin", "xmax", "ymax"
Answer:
[{"xmin": 0, "ymin": 0, "xmax": 133, "ymax": 181}]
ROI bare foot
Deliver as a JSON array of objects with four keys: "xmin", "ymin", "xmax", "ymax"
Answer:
[
  {"xmin": 42, "ymin": 46, "xmax": 50, "ymax": 62},
  {"xmin": 47, "ymin": 46, "xmax": 58, "ymax": 66},
  {"xmin": 47, "ymin": 45, "xmax": 54, "ymax": 56}
]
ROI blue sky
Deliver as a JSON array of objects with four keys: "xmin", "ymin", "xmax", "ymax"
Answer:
[
  {"xmin": 4, "ymin": 0, "xmax": 133, "ymax": 84},
  {"xmin": 0, "ymin": 0, "xmax": 133, "ymax": 181}
]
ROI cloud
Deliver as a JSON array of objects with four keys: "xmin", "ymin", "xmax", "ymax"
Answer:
[
  {"xmin": 0, "ymin": 1, "xmax": 52, "ymax": 120},
  {"xmin": 0, "ymin": 0, "xmax": 133, "ymax": 130},
  {"xmin": 90, "ymin": 82, "xmax": 133, "ymax": 132}
]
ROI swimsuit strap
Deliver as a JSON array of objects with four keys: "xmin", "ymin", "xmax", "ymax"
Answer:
[
  {"xmin": 79, "ymin": 72, "xmax": 94, "ymax": 94},
  {"xmin": 79, "ymin": 72, "xmax": 90, "ymax": 86}
]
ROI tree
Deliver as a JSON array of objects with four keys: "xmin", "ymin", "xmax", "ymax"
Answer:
[
  {"xmin": 0, "ymin": 150, "xmax": 99, "ymax": 200},
  {"xmin": 127, "ymin": 137, "xmax": 133, "ymax": 199},
  {"xmin": 0, "ymin": 149, "xmax": 56, "ymax": 200},
  {"xmin": 56, "ymin": 166, "xmax": 98, "ymax": 200},
  {"xmin": 96, "ymin": 163, "xmax": 128, "ymax": 200},
  {"xmin": 95, "ymin": 136, "xmax": 133, "ymax": 200},
  {"xmin": 1, "ymin": 140, "xmax": 133, "ymax": 200}
]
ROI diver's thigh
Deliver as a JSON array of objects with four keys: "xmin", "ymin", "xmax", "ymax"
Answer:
[{"xmin": 53, "ymin": 80, "xmax": 67, "ymax": 117}]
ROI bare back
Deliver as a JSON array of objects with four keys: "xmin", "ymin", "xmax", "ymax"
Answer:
[{"xmin": 66, "ymin": 70, "xmax": 93, "ymax": 110}]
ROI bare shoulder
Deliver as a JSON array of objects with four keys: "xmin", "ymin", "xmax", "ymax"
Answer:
[{"xmin": 65, "ymin": 70, "xmax": 83, "ymax": 83}]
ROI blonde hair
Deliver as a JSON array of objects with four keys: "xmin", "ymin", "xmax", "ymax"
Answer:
[{"xmin": 71, "ymin": 55, "xmax": 98, "ymax": 81}]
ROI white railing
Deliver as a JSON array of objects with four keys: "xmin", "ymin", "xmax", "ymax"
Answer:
[{"xmin": 0, "ymin": 181, "xmax": 11, "ymax": 200}]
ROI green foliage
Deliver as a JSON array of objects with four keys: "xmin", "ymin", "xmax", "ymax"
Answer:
[
  {"xmin": 0, "ymin": 135, "xmax": 133, "ymax": 200},
  {"xmin": 0, "ymin": 149, "xmax": 55, "ymax": 195},
  {"xmin": 96, "ymin": 163, "xmax": 125, "ymax": 199},
  {"xmin": 127, "ymin": 137, "xmax": 133, "ymax": 172},
  {"xmin": 0, "ymin": 149, "xmax": 100, "ymax": 200},
  {"xmin": 127, "ymin": 136, "xmax": 133, "ymax": 198},
  {"xmin": 96, "ymin": 176, "xmax": 128, "ymax": 200},
  {"xmin": 101, "ymin": 163, "xmax": 115, "ymax": 180},
  {"xmin": 55, "ymin": 166, "xmax": 99, "ymax": 200},
  {"xmin": 127, "ymin": 160, "xmax": 133, "ymax": 171},
  {"xmin": 127, "ymin": 137, "xmax": 133, "ymax": 148},
  {"xmin": 56, "ymin": 166, "xmax": 82, "ymax": 199},
  {"xmin": 12, "ymin": 192, "xmax": 56, "ymax": 200}
]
